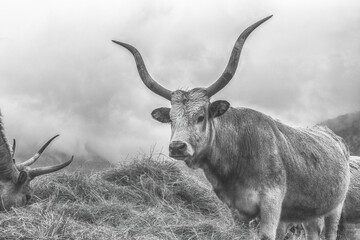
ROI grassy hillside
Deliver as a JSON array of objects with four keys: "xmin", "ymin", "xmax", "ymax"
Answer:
[
  {"xmin": 0, "ymin": 156, "xmax": 259, "ymax": 240},
  {"xmin": 321, "ymin": 111, "xmax": 360, "ymax": 155}
]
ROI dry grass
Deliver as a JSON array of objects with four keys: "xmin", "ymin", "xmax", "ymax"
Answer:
[{"xmin": 0, "ymin": 155, "xmax": 260, "ymax": 240}]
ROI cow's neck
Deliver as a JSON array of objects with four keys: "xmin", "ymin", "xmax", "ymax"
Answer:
[
  {"xmin": 204, "ymin": 108, "xmax": 252, "ymax": 182},
  {"xmin": 198, "ymin": 108, "xmax": 266, "ymax": 218}
]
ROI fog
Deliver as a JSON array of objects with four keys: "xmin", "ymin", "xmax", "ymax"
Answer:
[{"xmin": 1, "ymin": 0, "xmax": 359, "ymax": 163}]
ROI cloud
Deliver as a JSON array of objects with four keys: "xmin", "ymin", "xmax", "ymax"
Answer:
[{"xmin": 0, "ymin": 0, "xmax": 359, "ymax": 163}]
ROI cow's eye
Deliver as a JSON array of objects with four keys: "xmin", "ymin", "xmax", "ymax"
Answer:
[{"xmin": 197, "ymin": 116, "xmax": 204, "ymax": 123}]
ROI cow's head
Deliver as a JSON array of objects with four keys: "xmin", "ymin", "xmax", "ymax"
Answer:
[
  {"xmin": 113, "ymin": 16, "xmax": 272, "ymax": 168},
  {"xmin": 0, "ymin": 115, "xmax": 73, "ymax": 210}
]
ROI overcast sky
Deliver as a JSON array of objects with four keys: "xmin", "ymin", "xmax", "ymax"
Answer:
[{"xmin": 0, "ymin": 0, "xmax": 359, "ymax": 164}]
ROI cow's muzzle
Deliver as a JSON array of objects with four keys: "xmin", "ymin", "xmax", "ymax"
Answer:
[{"xmin": 169, "ymin": 141, "xmax": 189, "ymax": 160}]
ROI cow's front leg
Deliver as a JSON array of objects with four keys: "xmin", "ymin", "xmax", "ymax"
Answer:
[
  {"xmin": 275, "ymin": 221, "xmax": 289, "ymax": 240},
  {"xmin": 259, "ymin": 188, "xmax": 284, "ymax": 240}
]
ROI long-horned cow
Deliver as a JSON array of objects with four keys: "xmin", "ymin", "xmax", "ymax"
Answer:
[
  {"xmin": 0, "ymin": 111, "xmax": 73, "ymax": 210},
  {"xmin": 113, "ymin": 16, "xmax": 350, "ymax": 240}
]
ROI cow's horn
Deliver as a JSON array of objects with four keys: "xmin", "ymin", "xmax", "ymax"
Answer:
[
  {"xmin": 206, "ymin": 15, "xmax": 273, "ymax": 97},
  {"xmin": 112, "ymin": 40, "xmax": 172, "ymax": 100},
  {"xmin": 28, "ymin": 156, "xmax": 73, "ymax": 179},
  {"xmin": 16, "ymin": 134, "xmax": 59, "ymax": 168}
]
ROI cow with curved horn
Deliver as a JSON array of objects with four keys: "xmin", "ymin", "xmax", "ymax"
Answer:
[
  {"xmin": 0, "ymin": 112, "xmax": 73, "ymax": 211},
  {"xmin": 113, "ymin": 15, "xmax": 350, "ymax": 240}
]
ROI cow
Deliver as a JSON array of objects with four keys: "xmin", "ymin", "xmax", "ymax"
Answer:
[
  {"xmin": 279, "ymin": 156, "xmax": 360, "ymax": 240},
  {"xmin": 0, "ymin": 111, "xmax": 73, "ymax": 211},
  {"xmin": 112, "ymin": 16, "xmax": 350, "ymax": 240}
]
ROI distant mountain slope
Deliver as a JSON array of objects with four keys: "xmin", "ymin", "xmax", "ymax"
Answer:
[{"xmin": 321, "ymin": 111, "xmax": 360, "ymax": 155}]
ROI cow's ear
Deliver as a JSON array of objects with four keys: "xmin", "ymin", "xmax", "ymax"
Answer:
[
  {"xmin": 151, "ymin": 107, "xmax": 171, "ymax": 123},
  {"xmin": 17, "ymin": 171, "xmax": 28, "ymax": 185},
  {"xmin": 209, "ymin": 100, "xmax": 230, "ymax": 118}
]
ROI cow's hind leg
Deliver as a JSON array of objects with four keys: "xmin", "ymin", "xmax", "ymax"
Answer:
[
  {"xmin": 324, "ymin": 203, "xmax": 344, "ymax": 240},
  {"xmin": 259, "ymin": 188, "xmax": 284, "ymax": 240},
  {"xmin": 303, "ymin": 217, "xmax": 323, "ymax": 240}
]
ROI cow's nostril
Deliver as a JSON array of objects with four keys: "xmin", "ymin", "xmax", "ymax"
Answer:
[
  {"xmin": 169, "ymin": 141, "xmax": 187, "ymax": 154},
  {"xmin": 177, "ymin": 143, "xmax": 186, "ymax": 151}
]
